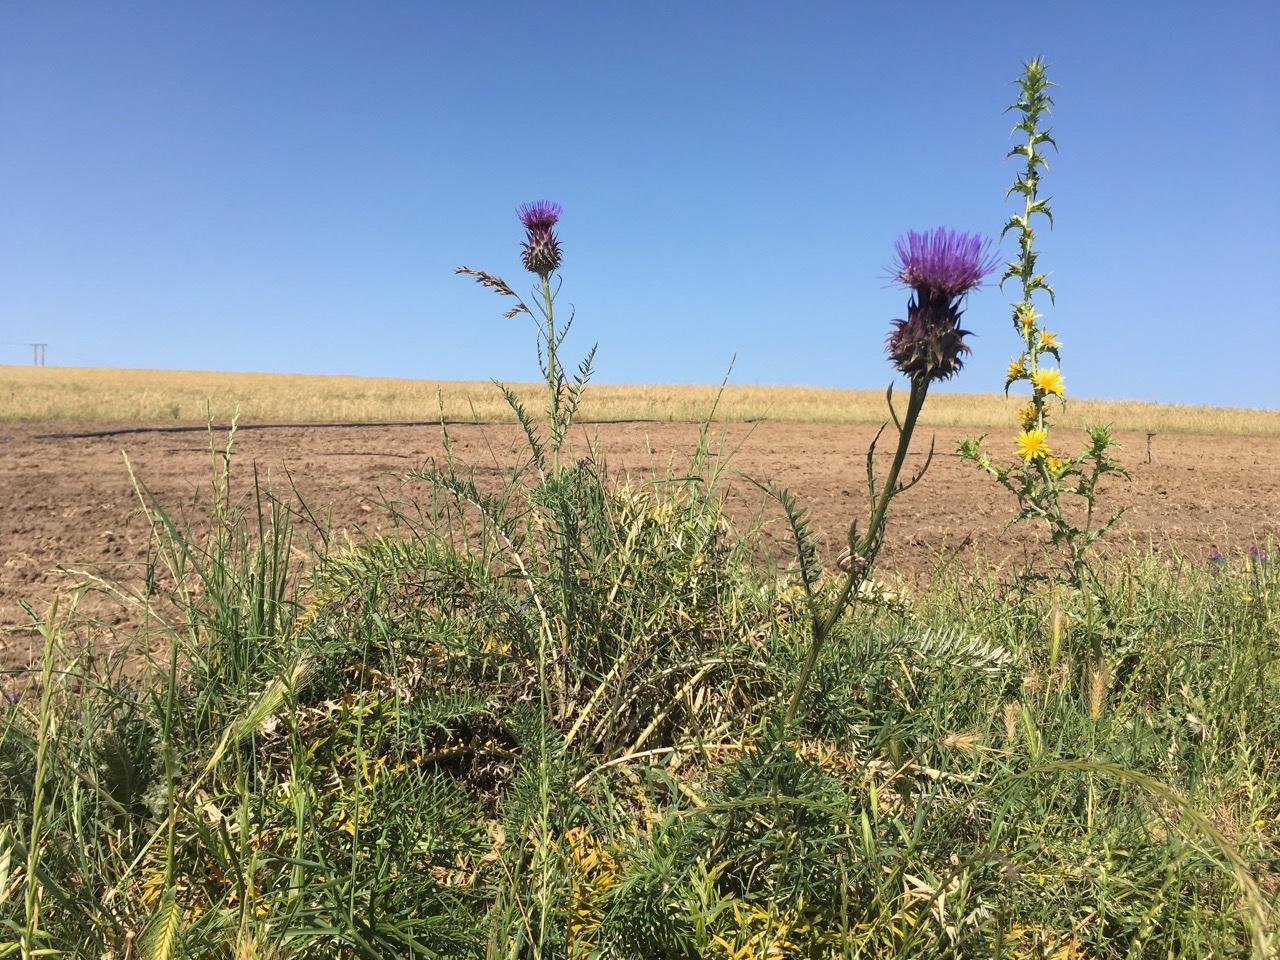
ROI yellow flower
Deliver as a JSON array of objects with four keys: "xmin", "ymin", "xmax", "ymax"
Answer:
[
  {"xmin": 1006, "ymin": 354, "xmax": 1028, "ymax": 380},
  {"xmin": 1015, "ymin": 427, "xmax": 1051, "ymax": 461},
  {"xmin": 1046, "ymin": 456, "xmax": 1063, "ymax": 472},
  {"xmin": 1018, "ymin": 307, "xmax": 1041, "ymax": 333},
  {"xmin": 1016, "ymin": 402, "xmax": 1039, "ymax": 429},
  {"xmin": 1031, "ymin": 367, "xmax": 1065, "ymax": 397},
  {"xmin": 1038, "ymin": 329, "xmax": 1059, "ymax": 350}
]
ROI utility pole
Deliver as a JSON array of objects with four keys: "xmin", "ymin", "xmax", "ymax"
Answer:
[{"xmin": 30, "ymin": 343, "xmax": 47, "ymax": 366}]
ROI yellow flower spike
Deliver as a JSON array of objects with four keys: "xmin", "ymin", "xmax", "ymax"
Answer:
[
  {"xmin": 1015, "ymin": 427, "xmax": 1051, "ymax": 461},
  {"xmin": 1031, "ymin": 367, "xmax": 1065, "ymax": 397}
]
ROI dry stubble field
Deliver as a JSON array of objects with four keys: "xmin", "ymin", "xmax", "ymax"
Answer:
[{"xmin": 3, "ymin": 399, "xmax": 1279, "ymax": 676}]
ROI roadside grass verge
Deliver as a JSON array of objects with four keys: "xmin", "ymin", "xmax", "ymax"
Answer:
[{"xmin": 1, "ymin": 426, "xmax": 1276, "ymax": 958}]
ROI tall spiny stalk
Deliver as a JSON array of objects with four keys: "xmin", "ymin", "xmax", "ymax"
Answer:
[{"xmin": 960, "ymin": 58, "xmax": 1127, "ymax": 588}]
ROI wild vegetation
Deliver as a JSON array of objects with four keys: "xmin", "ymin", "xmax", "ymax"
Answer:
[{"xmin": 1, "ymin": 61, "xmax": 1276, "ymax": 959}]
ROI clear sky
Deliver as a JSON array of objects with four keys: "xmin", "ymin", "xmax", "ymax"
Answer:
[{"xmin": 2, "ymin": 2, "xmax": 1277, "ymax": 408}]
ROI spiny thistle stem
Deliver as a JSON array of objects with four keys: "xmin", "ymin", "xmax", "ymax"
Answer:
[
  {"xmin": 1001, "ymin": 57, "xmax": 1061, "ymax": 464},
  {"xmin": 862, "ymin": 380, "xmax": 928, "ymax": 565},
  {"xmin": 539, "ymin": 272, "xmax": 560, "ymax": 474},
  {"xmin": 787, "ymin": 227, "xmax": 995, "ymax": 726},
  {"xmin": 786, "ymin": 377, "xmax": 927, "ymax": 725}
]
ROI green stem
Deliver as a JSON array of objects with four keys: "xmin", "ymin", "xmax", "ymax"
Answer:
[
  {"xmin": 540, "ymin": 274, "xmax": 560, "ymax": 475},
  {"xmin": 535, "ymin": 271, "xmax": 558, "ymax": 957},
  {"xmin": 785, "ymin": 377, "xmax": 929, "ymax": 725}
]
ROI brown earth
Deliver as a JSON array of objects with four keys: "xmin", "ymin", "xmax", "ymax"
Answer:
[{"xmin": 3, "ymin": 419, "xmax": 1278, "ymax": 677}]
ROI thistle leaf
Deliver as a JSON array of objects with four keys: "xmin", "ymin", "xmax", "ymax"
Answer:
[
  {"xmin": 1027, "ymin": 198, "xmax": 1055, "ymax": 228},
  {"xmin": 1000, "ymin": 214, "xmax": 1027, "ymax": 240},
  {"xmin": 882, "ymin": 625, "xmax": 1016, "ymax": 674},
  {"xmin": 493, "ymin": 380, "xmax": 546, "ymax": 472},
  {"xmin": 748, "ymin": 478, "xmax": 824, "ymax": 623}
]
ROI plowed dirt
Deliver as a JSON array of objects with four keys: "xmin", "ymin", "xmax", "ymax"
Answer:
[{"xmin": 3, "ymin": 419, "xmax": 1277, "ymax": 675}]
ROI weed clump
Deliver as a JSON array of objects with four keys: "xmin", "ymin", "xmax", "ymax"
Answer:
[{"xmin": 1, "ymin": 87, "xmax": 1275, "ymax": 960}]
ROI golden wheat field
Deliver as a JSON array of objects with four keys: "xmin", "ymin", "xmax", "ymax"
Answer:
[{"xmin": 2, "ymin": 365, "xmax": 1278, "ymax": 433}]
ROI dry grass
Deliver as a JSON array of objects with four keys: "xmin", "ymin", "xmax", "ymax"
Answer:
[{"xmin": 3, "ymin": 365, "xmax": 1277, "ymax": 435}]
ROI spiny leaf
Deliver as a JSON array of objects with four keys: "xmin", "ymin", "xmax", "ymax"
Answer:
[
  {"xmin": 1026, "ymin": 198, "xmax": 1055, "ymax": 227},
  {"xmin": 1025, "ymin": 149, "xmax": 1052, "ymax": 173},
  {"xmin": 897, "ymin": 626, "xmax": 1016, "ymax": 673},
  {"xmin": 1000, "ymin": 214, "xmax": 1027, "ymax": 240},
  {"xmin": 748, "ymin": 479, "xmax": 824, "ymax": 622},
  {"xmin": 494, "ymin": 380, "xmax": 546, "ymax": 473},
  {"xmin": 560, "ymin": 343, "xmax": 598, "ymax": 433},
  {"xmin": 1005, "ymin": 177, "xmax": 1035, "ymax": 201}
]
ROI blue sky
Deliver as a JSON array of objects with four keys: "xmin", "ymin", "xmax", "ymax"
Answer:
[{"xmin": 2, "ymin": 2, "xmax": 1277, "ymax": 408}]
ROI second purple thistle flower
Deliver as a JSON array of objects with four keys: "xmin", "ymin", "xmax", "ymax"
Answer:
[{"xmin": 517, "ymin": 200, "xmax": 563, "ymax": 278}]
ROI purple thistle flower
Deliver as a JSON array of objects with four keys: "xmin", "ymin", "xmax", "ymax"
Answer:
[
  {"xmin": 884, "ymin": 227, "xmax": 997, "ymax": 384},
  {"xmin": 1209, "ymin": 548, "xmax": 1226, "ymax": 573},
  {"xmin": 516, "ymin": 200, "xmax": 561, "ymax": 232},
  {"xmin": 516, "ymin": 200, "xmax": 563, "ymax": 278},
  {"xmin": 887, "ymin": 227, "xmax": 1000, "ymax": 301}
]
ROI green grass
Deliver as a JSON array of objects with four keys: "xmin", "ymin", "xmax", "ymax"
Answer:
[{"xmin": 1, "ymin": 417, "xmax": 1277, "ymax": 958}]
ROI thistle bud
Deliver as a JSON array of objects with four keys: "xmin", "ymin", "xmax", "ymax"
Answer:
[{"xmin": 885, "ymin": 292, "xmax": 973, "ymax": 383}]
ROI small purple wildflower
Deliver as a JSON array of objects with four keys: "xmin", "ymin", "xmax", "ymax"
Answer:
[
  {"xmin": 1209, "ymin": 548, "xmax": 1226, "ymax": 573},
  {"xmin": 516, "ymin": 201, "xmax": 563, "ymax": 277},
  {"xmin": 1250, "ymin": 546, "xmax": 1268, "ymax": 564},
  {"xmin": 884, "ymin": 227, "xmax": 998, "ymax": 384},
  {"xmin": 2, "ymin": 692, "xmax": 17, "ymax": 707}
]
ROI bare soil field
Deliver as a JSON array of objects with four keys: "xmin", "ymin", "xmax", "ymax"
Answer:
[{"xmin": 3, "ymin": 419, "xmax": 1278, "ymax": 675}]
